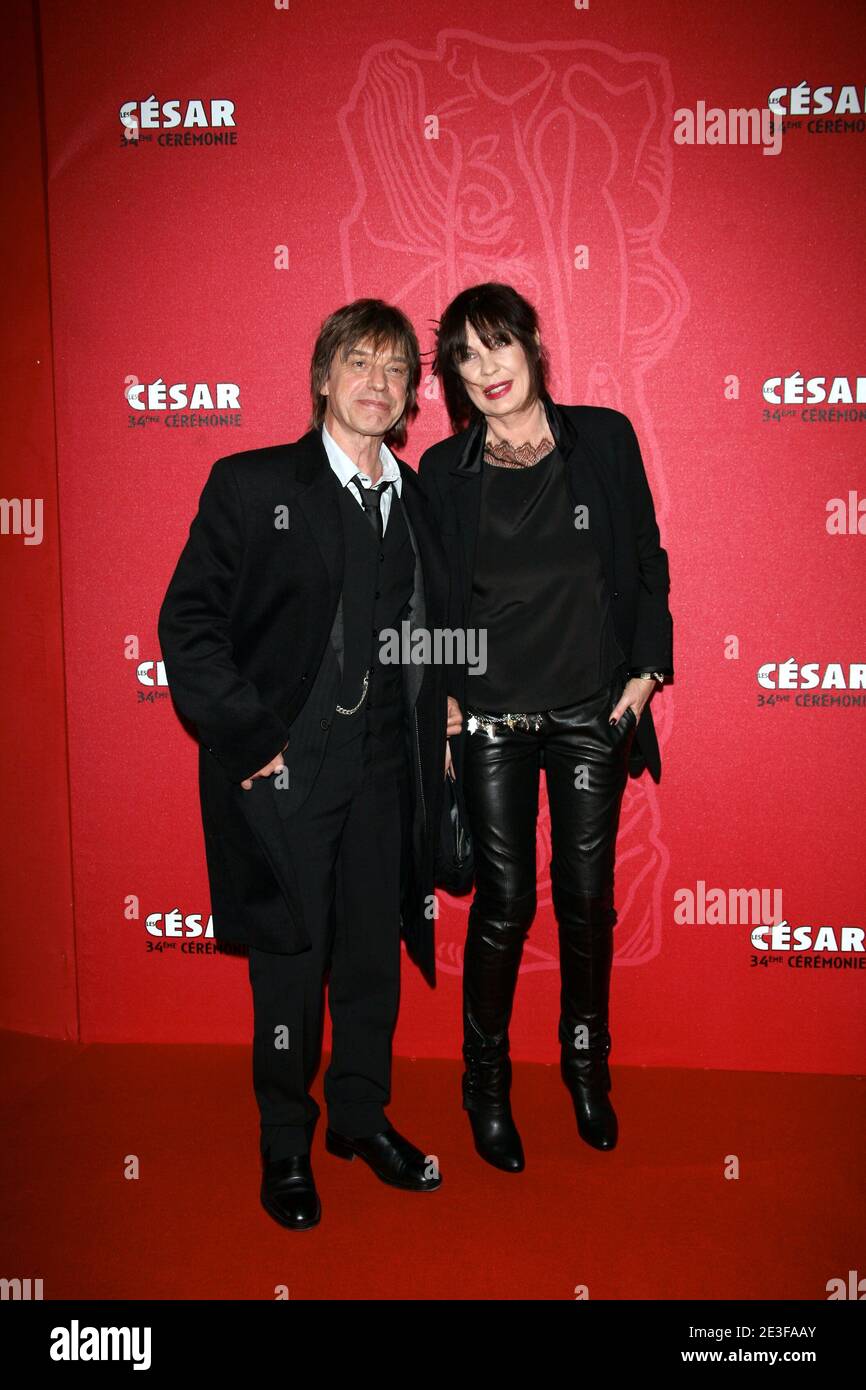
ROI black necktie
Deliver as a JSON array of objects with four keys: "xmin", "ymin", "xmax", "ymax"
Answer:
[{"xmin": 349, "ymin": 476, "xmax": 392, "ymax": 541}]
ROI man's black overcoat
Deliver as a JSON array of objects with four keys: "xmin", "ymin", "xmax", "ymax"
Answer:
[{"xmin": 158, "ymin": 427, "xmax": 450, "ymax": 985}]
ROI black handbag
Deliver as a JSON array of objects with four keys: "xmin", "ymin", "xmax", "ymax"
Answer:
[{"xmin": 434, "ymin": 767, "xmax": 475, "ymax": 896}]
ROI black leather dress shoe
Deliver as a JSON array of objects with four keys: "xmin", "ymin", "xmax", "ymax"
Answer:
[
  {"xmin": 260, "ymin": 1153, "xmax": 321, "ymax": 1230},
  {"xmin": 325, "ymin": 1124, "xmax": 442, "ymax": 1191}
]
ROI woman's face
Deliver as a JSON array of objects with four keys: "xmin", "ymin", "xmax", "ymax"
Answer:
[{"xmin": 456, "ymin": 320, "xmax": 537, "ymax": 420}]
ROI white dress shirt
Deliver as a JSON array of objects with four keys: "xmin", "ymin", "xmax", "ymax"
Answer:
[{"xmin": 321, "ymin": 421, "xmax": 402, "ymax": 534}]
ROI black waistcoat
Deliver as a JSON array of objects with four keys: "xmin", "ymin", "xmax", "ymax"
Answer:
[{"xmin": 329, "ymin": 476, "xmax": 416, "ymax": 750}]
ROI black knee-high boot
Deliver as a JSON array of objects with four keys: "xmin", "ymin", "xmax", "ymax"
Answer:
[
  {"xmin": 461, "ymin": 894, "xmax": 533, "ymax": 1172},
  {"xmin": 555, "ymin": 886, "xmax": 618, "ymax": 1150}
]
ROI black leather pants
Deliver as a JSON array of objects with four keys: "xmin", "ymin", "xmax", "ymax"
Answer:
[{"xmin": 461, "ymin": 667, "xmax": 637, "ymax": 1101}]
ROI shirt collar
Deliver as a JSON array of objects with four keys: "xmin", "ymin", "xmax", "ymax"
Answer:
[
  {"xmin": 321, "ymin": 421, "xmax": 402, "ymax": 496},
  {"xmin": 452, "ymin": 391, "xmax": 571, "ymax": 474}
]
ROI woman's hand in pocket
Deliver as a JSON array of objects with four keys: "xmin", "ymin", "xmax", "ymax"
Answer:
[
  {"xmin": 446, "ymin": 695, "xmax": 463, "ymax": 737},
  {"xmin": 608, "ymin": 676, "xmax": 656, "ymax": 729}
]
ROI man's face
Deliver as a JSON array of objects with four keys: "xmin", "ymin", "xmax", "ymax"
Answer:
[
  {"xmin": 320, "ymin": 335, "xmax": 409, "ymax": 440},
  {"xmin": 456, "ymin": 320, "xmax": 536, "ymax": 419}
]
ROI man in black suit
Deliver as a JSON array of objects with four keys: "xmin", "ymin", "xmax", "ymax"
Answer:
[{"xmin": 158, "ymin": 300, "xmax": 458, "ymax": 1230}]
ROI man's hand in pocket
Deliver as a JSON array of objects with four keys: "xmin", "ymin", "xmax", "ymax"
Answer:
[{"xmin": 240, "ymin": 742, "xmax": 289, "ymax": 791}]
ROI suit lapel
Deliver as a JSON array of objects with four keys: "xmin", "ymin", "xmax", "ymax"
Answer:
[
  {"xmin": 292, "ymin": 427, "xmax": 345, "ymax": 602},
  {"xmin": 291, "ymin": 429, "xmax": 346, "ymax": 674},
  {"xmin": 556, "ymin": 402, "xmax": 617, "ymax": 593},
  {"xmin": 447, "ymin": 413, "xmax": 485, "ymax": 610},
  {"xmin": 396, "ymin": 469, "xmax": 431, "ymax": 711}
]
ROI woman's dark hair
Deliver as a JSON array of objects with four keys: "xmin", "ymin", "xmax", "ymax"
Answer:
[
  {"xmin": 432, "ymin": 282, "xmax": 550, "ymax": 432},
  {"xmin": 309, "ymin": 298, "xmax": 421, "ymax": 450}
]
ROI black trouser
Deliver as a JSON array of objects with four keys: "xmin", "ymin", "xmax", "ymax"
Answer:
[
  {"xmin": 248, "ymin": 722, "xmax": 411, "ymax": 1160},
  {"xmin": 461, "ymin": 667, "xmax": 636, "ymax": 1083}
]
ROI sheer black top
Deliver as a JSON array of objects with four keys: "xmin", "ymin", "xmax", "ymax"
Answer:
[{"xmin": 466, "ymin": 444, "xmax": 626, "ymax": 710}]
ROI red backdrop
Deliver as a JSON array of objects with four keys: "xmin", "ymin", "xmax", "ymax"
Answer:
[{"xmin": 5, "ymin": 0, "xmax": 865, "ymax": 1073}]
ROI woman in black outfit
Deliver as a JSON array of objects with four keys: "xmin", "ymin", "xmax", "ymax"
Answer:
[{"xmin": 418, "ymin": 283, "xmax": 673, "ymax": 1170}]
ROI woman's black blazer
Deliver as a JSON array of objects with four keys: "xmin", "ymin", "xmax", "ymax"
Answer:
[{"xmin": 417, "ymin": 391, "xmax": 673, "ymax": 782}]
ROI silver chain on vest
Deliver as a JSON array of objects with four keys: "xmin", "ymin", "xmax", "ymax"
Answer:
[{"xmin": 335, "ymin": 668, "xmax": 370, "ymax": 716}]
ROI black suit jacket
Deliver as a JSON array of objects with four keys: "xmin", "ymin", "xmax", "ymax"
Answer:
[
  {"xmin": 157, "ymin": 426, "xmax": 450, "ymax": 982},
  {"xmin": 417, "ymin": 393, "xmax": 673, "ymax": 781}
]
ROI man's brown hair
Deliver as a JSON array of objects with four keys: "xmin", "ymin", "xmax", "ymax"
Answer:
[{"xmin": 309, "ymin": 299, "xmax": 422, "ymax": 450}]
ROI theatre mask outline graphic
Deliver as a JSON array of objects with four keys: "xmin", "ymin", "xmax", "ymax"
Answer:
[{"xmin": 336, "ymin": 31, "xmax": 686, "ymax": 973}]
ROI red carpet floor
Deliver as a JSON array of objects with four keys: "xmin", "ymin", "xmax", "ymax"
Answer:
[{"xmin": 1, "ymin": 1029, "xmax": 862, "ymax": 1300}]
